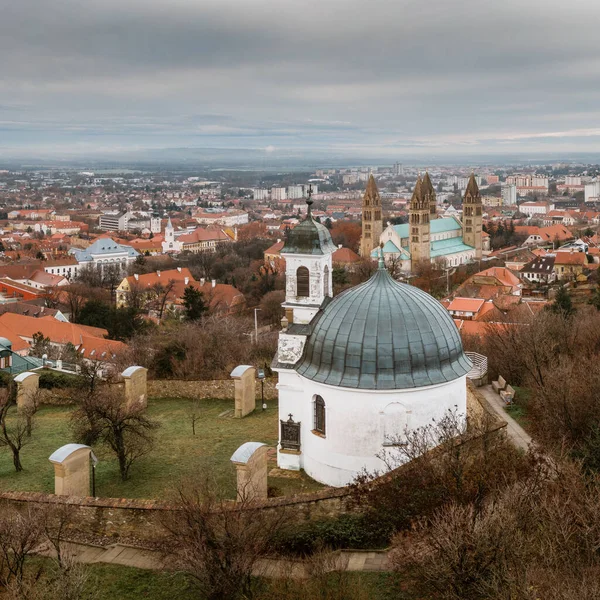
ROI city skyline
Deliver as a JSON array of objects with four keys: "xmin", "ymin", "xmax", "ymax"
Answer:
[{"xmin": 3, "ymin": 0, "xmax": 600, "ymax": 158}]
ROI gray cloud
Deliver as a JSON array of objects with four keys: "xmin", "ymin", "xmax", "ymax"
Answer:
[{"xmin": 2, "ymin": 0, "xmax": 600, "ymax": 157}]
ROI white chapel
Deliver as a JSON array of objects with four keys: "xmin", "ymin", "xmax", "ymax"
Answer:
[{"xmin": 272, "ymin": 194, "xmax": 472, "ymax": 487}]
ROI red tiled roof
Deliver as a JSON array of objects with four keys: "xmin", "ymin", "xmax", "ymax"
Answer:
[
  {"xmin": 554, "ymin": 251, "xmax": 586, "ymax": 265},
  {"xmin": 332, "ymin": 247, "xmax": 361, "ymax": 263},
  {"xmin": 447, "ymin": 297, "xmax": 485, "ymax": 313}
]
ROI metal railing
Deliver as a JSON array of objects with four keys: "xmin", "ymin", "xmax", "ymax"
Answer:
[{"xmin": 465, "ymin": 352, "xmax": 488, "ymax": 381}]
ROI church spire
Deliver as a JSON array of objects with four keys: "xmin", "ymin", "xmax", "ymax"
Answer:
[
  {"xmin": 359, "ymin": 175, "xmax": 383, "ymax": 259},
  {"xmin": 462, "ymin": 173, "xmax": 482, "ymax": 260},
  {"xmin": 464, "ymin": 172, "xmax": 480, "ymax": 200},
  {"xmin": 422, "ymin": 171, "xmax": 437, "ymax": 220}
]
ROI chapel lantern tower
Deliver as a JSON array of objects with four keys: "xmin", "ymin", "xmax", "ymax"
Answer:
[{"xmin": 280, "ymin": 187, "xmax": 337, "ymax": 325}]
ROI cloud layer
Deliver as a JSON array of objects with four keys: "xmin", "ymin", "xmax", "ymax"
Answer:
[{"xmin": 2, "ymin": 0, "xmax": 600, "ymax": 157}]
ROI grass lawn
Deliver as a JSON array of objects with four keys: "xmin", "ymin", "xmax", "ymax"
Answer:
[
  {"xmin": 39, "ymin": 562, "xmax": 411, "ymax": 600},
  {"xmin": 0, "ymin": 397, "xmax": 323, "ymax": 500}
]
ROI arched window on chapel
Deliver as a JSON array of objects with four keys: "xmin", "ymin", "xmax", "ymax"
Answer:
[
  {"xmin": 314, "ymin": 395, "xmax": 326, "ymax": 435},
  {"xmin": 297, "ymin": 266, "xmax": 310, "ymax": 297}
]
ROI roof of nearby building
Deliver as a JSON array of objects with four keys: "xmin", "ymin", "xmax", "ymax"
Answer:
[
  {"xmin": 522, "ymin": 255, "xmax": 556, "ymax": 274},
  {"xmin": 295, "ymin": 264, "xmax": 471, "ymax": 390},
  {"xmin": 554, "ymin": 251, "xmax": 587, "ymax": 265},
  {"xmin": 392, "ymin": 217, "xmax": 461, "ymax": 238},
  {"xmin": 177, "ymin": 228, "xmax": 232, "ymax": 244},
  {"xmin": 0, "ymin": 313, "xmax": 108, "ymax": 347},
  {"xmin": 264, "ymin": 240, "xmax": 285, "ymax": 256},
  {"xmin": 70, "ymin": 237, "xmax": 139, "ymax": 262},
  {"xmin": 430, "ymin": 237, "xmax": 474, "ymax": 258},
  {"xmin": 332, "ymin": 247, "xmax": 361, "ymax": 263},
  {"xmin": 447, "ymin": 298, "xmax": 485, "ymax": 313}
]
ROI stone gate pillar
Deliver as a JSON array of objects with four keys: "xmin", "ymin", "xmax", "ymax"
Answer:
[
  {"xmin": 230, "ymin": 442, "xmax": 268, "ymax": 502},
  {"xmin": 13, "ymin": 371, "xmax": 40, "ymax": 411},
  {"xmin": 49, "ymin": 444, "xmax": 98, "ymax": 497},
  {"xmin": 121, "ymin": 366, "xmax": 148, "ymax": 410},
  {"xmin": 230, "ymin": 365, "xmax": 256, "ymax": 418}
]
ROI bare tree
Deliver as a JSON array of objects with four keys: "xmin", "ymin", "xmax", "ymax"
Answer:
[
  {"xmin": 71, "ymin": 387, "xmax": 159, "ymax": 481},
  {"xmin": 159, "ymin": 477, "xmax": 288, "ymax": 600},
  {"xmin": 0, "ymin": 389, "xmax": 32, "ymax": 472},
  {"xmin": 0, "ymin": 506, "xmax": 44, "ymax": 592},
  {"xmin": 186, "ymin": 397, "xmax": 202, "ymax": 436},
  {"xmin": 150, "ymin": 279, "xmax": 176, "ymax": 321}
]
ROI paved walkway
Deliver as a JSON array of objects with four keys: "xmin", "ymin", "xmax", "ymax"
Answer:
[
  {"xmin": 478, "ymin": 384, "xmax": 532, "ymax": 451},
  {"xmin": 36, "ymin": 541, "xmax": 389, "ymax": 577}
]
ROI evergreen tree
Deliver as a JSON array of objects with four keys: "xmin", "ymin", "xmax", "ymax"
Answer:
[
  {"xmin": 550, "ymin": 285, "xmax": 575, "ymax": 317},
  {"xmin": 183, "ymin": 286, "xmax": 208, "ymax": 321}
]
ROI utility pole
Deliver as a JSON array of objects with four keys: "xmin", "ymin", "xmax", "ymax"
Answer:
[{"xmin": 254, "ymin": 308, "xmax": 261, "ymax": 344}]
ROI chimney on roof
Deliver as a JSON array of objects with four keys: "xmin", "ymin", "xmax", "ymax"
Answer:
[
  {"xmin": 157, "ymin": 270, "xmax": 161, "ymax": 277},
  {"xmin": 134, "ymin": 273, "xmax": 139, "ymax": 280},
  {"xmin": 338, "ymin": 244, "xmax": 342, "ymax": 249},
  {"xmin": 277, "ymin": 238, "xmax": 281, "ymax": 243},
  {"xmin": 200, "ymin": 278, "xmax": 205, "ymax": 286},
  {"xmin": 177, "ymin": 267, "xmax": 182, "ymax": 273},
  {"xmin": 212, "ymin": 279, "xmax": 216, "ymax": 288},
  {"xmin": 184, "ymin": 277, "xmax": 189, "ymax": 285}
]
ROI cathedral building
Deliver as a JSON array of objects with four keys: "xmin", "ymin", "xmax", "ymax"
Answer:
[
  {"xmin": 374, "ymin": 173, "xmax": 487, "ymax": 271},
  {"xmin": 359, "ymin": 175, "xmax": 383, "ymax": 259},
  {"xmin": 273, "ymin": 194, "xmax": 471, "ymax": 487}
]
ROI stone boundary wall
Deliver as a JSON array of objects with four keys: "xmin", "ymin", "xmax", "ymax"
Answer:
[
  {"xmin": 36, "ymin": 379, "xmax": 278, "ymax": 405},
  {"xmin": 147, "ymin": 378, "xmax": 278, "ymax": 401},
  {"xmin": 1, "ymin": 383, "xmax": 505, "ymax": 545}
]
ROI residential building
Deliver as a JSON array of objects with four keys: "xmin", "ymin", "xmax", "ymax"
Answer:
[
  {"xmin": 520, "ymin": 255, "xmax": 556, "ymax": 284},
  {"xmin": 585, "ymin": 181, "xmax": 600, "ymax": 202},
  {"xmin": 70, "ymin": 236, "xmax": 139, "ymax": 272},
  {"xmin": 116, "ymin": 268, "xmax": 245, "ymax": 315},
  {"xmin": 501, "ymin": 184, "xmax": 517, "ymax": 206},
  {"xmin": 554, "ymin": 251, "xmax": 587, "ymax": 281},
  {"xmin": 271, "ymin": 187, "xmax": 287, "ymax": 201},
  {"xmin": 520, "ymin": 201, "xmax": 554, "ymax": 217}
]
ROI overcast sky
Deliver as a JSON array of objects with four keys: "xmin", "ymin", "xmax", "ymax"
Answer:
[{"xmin": 2, "ymin": 0, "xmax": 600, "ymax": 158}]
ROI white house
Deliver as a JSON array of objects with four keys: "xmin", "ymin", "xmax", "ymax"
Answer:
[{"xmin": 70, "ymin": 237, "xmax": 139, "ymax": 272}]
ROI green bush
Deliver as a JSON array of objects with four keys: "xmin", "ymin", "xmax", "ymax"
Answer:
[
  {"xmin": 273, "ymin": 514, "xmax": 391, "ymax": 556},
  {"xmin": 38, "ymin": 370, "xmax": 85, "ymax": 390}
]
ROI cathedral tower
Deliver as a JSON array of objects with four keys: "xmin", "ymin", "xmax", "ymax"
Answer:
[
  {"xmin": 360, "ymin": 175, "xmax": 383, "ymax": 259},
  {"xmin": 462, "ymin": 174, "xmax": 483, "ymax": 259},
  {"xmin": 409, "ymin": 176, "xmax": 431, "ymax": 264},
  {"xmin": 422, "ymin": 171, "xmax": 437, "ymax": 220}
]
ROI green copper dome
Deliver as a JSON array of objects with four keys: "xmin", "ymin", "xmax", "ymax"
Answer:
[
  {"xmin": 295, "ymin": 267, "xmax": 471, "ymax": 390},
  {"xmin": 281, "ymin": 216, "xmax": 337, "ymax": 255}
]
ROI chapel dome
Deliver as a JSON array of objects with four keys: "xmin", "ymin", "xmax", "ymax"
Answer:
[
  {"xmin": 295, "ymin": 266, "xmax": 471, "ymax": 390},
  {"xmin": 280, "ymin": 216, "xmax": 337, "ymax": 256}
]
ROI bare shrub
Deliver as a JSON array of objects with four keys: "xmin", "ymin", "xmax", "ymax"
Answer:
[
  {"xmin": 71, "ymin": 386, "xmax": 158, "ymax": 480},
  {"xmin": 159, "ymin": 477, "xmax": 288, "ymax": 600}
]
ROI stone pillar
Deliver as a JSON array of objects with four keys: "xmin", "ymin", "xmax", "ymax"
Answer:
[
  {"xmin": 230, "ymin": 365, "xmax": 256, "ymax": 418},
  {"xmin": 13, "ymin": 371, "xmax": 40, "ymax": 412},
  {"xmin": 49, "ymin": 444, "xmax": 97, "ymax": 497},
  {"xmin": 230, "ymin": 442, "xmax": 268, "ymax": 502},
  {"xmin": 121, "ymin": 366, "xmax": 148, "ymax": 410}
]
